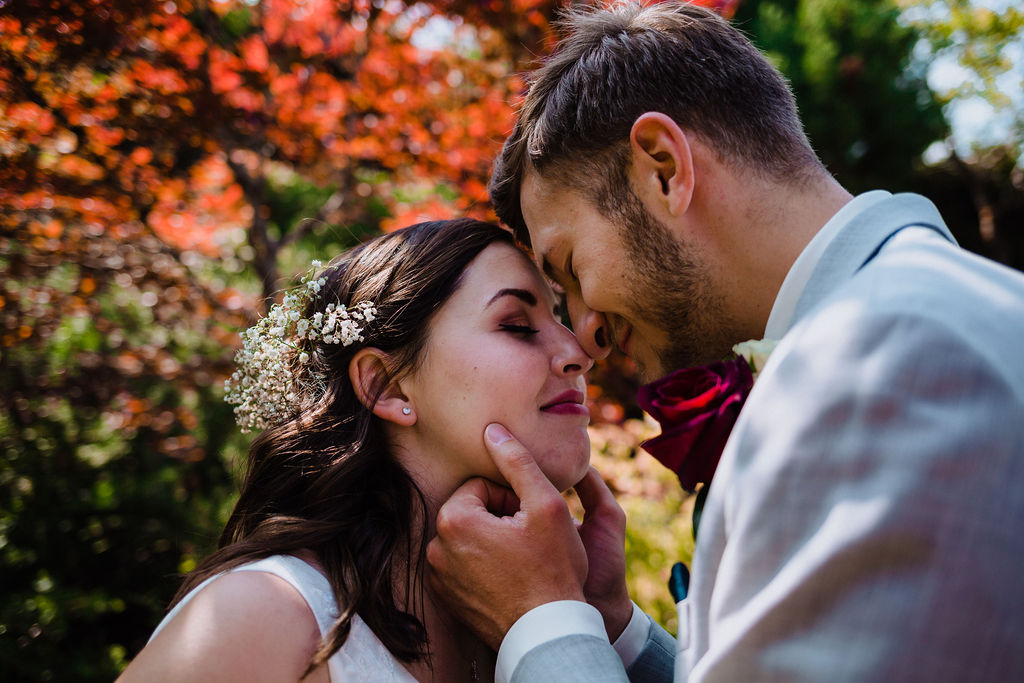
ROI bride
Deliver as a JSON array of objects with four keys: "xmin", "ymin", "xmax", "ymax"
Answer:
[{"xmin": 115, "ymin": 218, "xmax": 594, "ymax": 682}]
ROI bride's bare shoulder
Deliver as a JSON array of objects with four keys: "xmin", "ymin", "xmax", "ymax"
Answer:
[{"xmin": 116, "ymin": 570, "xmax": 329, "ymax": 683}]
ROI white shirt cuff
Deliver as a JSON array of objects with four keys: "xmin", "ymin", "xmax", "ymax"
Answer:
[
  {"xmin": 495, "ymin": 600, "xmax": 608, "ymax": 683},
  {"xmin": 612, "ymin": 601, "xmax": 651, "ymax": 669}
]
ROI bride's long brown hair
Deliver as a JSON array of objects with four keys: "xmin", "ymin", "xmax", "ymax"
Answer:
[{"xmin": 174, "ymin": 218, "xmax": 514, "ymax": 675}]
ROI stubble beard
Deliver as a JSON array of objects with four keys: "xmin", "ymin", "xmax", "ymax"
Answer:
[{"xmin": 617, "ymin": 195, "xmax": 734, "ymax": 381}]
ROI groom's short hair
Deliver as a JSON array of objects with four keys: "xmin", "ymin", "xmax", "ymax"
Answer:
[{"xmin": 490, "ymin": 1, "xmax": 825, "ymax": 245}]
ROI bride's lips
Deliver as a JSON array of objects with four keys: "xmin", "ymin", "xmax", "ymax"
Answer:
[{"xmin": 540, "ymin": 389, "xmax": 589, "ymax": 417}]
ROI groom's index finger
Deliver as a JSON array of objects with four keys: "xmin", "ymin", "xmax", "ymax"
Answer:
[{"xmin": 483, "ymin": 423, "xmax": 560, "ymax": 506}]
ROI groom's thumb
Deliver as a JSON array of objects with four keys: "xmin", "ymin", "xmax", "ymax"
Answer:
[{"xmin": 484, "ymin": 423, "xmax": 558, "ymax": 505}]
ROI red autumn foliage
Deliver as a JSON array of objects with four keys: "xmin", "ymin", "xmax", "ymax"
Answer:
[{"xmin": 1, "ymin": 0, "xmax": 743, "ymax": 458}]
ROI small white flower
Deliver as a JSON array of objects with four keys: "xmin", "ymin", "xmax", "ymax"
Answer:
[
  {"xmin": 733, "ymin": 338, "xmax": 778, "ymax": 376},
  {"xmin": 224, "ymin": 260, "xmax": 377, "ymax": 433}
]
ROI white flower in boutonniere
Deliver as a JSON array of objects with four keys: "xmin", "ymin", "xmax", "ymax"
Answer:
[{"xmin": 732, "ymin": 338, "xmax": 778, "ymax": 378}]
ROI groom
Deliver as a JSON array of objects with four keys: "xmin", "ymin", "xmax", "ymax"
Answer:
[{"xmin": 428, "ymin": 2, "xmax": 1024, "ymax": 681}]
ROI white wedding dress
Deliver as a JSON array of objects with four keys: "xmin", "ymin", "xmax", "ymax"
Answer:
[{"xmin": 149, "ymin": 554, "xmax": 419, "ymax": 682}]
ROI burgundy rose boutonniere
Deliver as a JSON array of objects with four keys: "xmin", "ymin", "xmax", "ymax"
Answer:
[
  {"xmin": 637, "ymin": 339, "xmax": 777, "ymax": 493},
  {"xmin": 637, "ymin": 358, "xmax": 753, "ymax": 492}
]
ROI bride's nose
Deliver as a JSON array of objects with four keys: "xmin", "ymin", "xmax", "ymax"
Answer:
[{"xmin": 552, "ymin": 328, "xmax": 594, "ymax": 376}]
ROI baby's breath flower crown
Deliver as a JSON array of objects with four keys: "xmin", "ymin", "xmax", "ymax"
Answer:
[{"xmin": 224, "ymin": 260, "xmax": 377, "ymax": 433}]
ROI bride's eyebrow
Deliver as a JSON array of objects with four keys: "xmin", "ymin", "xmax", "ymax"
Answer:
[{"xmin": 485, "ymin": 288, "xmax": 538, "ymax": 308}]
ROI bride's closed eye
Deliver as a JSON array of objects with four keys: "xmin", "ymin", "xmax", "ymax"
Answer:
[{"xmin": 499, "ymin": 322, "xmax": 539, "ymax": 336}]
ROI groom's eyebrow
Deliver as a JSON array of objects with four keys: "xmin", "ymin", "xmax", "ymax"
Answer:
[{"xmin": 486, "ymin": 288, "xmax": 538, "ymax": 308}]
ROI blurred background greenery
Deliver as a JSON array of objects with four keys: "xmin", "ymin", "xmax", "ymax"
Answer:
[{"xmin": 1, "ymin": 0, "xmax": 1021, "ymax": 679}]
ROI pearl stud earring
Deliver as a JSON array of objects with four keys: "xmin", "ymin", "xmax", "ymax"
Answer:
[{"xmin": 402, "ymin": 407, "xmax": 412, "ymax": 415}]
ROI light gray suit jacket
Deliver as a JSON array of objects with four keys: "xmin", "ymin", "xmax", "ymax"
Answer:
[{"xmin": 512, "ymin": 193, "xmax": 1024, "ymax": 682}]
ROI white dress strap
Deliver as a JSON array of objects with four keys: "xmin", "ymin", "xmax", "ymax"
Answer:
[
  {"xmin": 232, "ymin": 555, "xmax": 340, "ymax": 637},
  {"xmin": 148, "ymin": 554, "xmax": 418, "ymax": 682}
]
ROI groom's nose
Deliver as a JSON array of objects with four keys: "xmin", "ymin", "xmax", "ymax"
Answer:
[{"xmin": 569, "ymin": 299, "xmax": 612, "ymax": 361}]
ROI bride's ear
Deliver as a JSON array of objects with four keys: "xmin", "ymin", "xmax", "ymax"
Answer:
[{"xmin": 348, "ymin": 348, "xmax": 416, "ymax": 426}]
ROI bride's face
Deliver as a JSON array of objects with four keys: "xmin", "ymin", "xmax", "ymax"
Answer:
[{"xmin": 400, "ymin": 242, "xmax": 593, "ymax": 495}]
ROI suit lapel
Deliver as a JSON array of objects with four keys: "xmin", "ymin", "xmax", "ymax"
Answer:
[{"xmin": 789, "ymin": 193, "xmax": 956, "ymax": 332}]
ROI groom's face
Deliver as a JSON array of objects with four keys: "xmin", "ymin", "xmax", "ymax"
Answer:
[{"xmin": 520, "ymin": 170, "xmax": 729, "ymax": 380}]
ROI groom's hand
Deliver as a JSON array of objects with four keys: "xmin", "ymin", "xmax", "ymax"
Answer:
[
  {"xmin": 427, "ymin": 423, "xmax": 588, "ymax": 650},
  {"xmin": 574, "ymin": 467, "xmax": 634, "ymax": 642}
]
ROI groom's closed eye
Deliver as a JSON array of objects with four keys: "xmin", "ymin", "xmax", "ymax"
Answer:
[{"xmin": 554, "ymin": 296, "xmax": 571, "ymax": 330}]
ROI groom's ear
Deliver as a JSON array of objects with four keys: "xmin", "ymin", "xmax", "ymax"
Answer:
[
  {"xmin": 629, "ymin": 112, "xmax": 695, "ymax": 218},
  {"xmin": 348, "ymin": 348, "xmax": 416, "ymax": 426}
]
